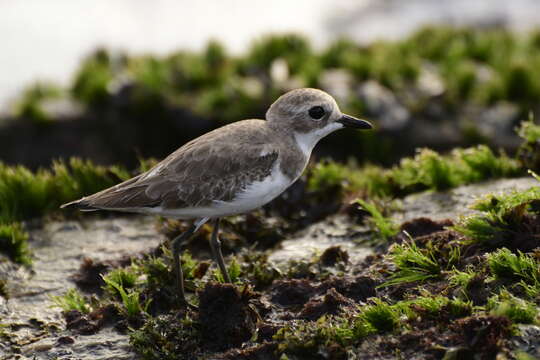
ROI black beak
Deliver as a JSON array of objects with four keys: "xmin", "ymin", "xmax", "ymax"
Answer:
[{"xmin": 337, "ymin": 114, "xmax": 373, "ymax": 129}]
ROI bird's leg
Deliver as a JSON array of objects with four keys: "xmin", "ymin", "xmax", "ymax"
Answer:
[
  {"xmin": 171, "ymin": 224, "xmax": 197, "ymax": 308},
  {"xmin": 209, "ymin": 218, "xmax": 231, "ymax": 283}
]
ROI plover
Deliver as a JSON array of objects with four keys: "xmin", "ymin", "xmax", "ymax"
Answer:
[{"xmin": 62, "ymin": 88, "xmax": 372, "ymax": 306}]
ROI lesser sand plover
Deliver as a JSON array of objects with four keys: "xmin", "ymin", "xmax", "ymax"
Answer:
[{"xmin": 62, "ymin": 88, "xmax": 373, "ymax": 306}]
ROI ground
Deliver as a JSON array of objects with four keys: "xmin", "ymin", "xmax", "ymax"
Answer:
[{"xmin": 1, "ymin": 177, "xmax": 538, "ymax": 359}]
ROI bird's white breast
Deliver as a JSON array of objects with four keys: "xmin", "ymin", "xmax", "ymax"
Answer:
[{"xmin": 212, "ymin": 161, "xmax": 292, "ymax": 215}]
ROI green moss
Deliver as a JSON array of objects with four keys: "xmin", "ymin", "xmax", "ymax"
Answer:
[
  {"xmin": 102, "ymin": 273, "xmax": 151, "ymax": 318},
  {"xmin": 351, "ymin": 165, "xmax": 394, "ymax": 198},
  {"xmin": 319, "ymin": 38, "xmax": 358, "ymax": 69},
  {"xmin": 394, "ymin": 149, "xmax": 459, "ymax": 191},
  {"xmin": 243, "ymin": 33, "xmax": 312, "ymax": 75},
  {"xmin": 503, "ymin": 59, "xmax": 540, "ymax": 104},
  {"xmin": 53, "ymin": 158, "xmax": 130, "ymax": 204},
  {"xmin": 487, "ymin": 290, "xmax": 538, "ymax": 324},
  {"xmin": 203, "ymin": 40, "xmax": 228, "ymax": 70},
  {"xmin": 360, "ymin": 298, "xmax": 401, "ymax": 333},
  {"xmin": 516, "ymin": 116, "xmax": 540, "ymax": 172},
  {"xmin": 134, "ymin": 247, "xmax": 208, "ymax": 299},
  {"xmin": 103, "ymin": 267, "xmax": 139, "ymax": 296},
  {"xmin": 238, "ymin": 251, "xmax": 282, "ymax": 289},
  {"xmin": 454, "ymin": 146, "xmax": 520, "ymax": 181},
  {"xmin": 273, "ymin": 294, "xmax": 472, "ymax": 354},
  {"xmin": 487, "ymin": 248, "xmax": 540, "ymax": 289},
  {"xmin": 194, "ymin": 83, "xmax": 263, "ymax": 123},
  {"xmin": 0, "ymin": 158, "xmax": 129, "ymax": 224},
  {"xmin": 277, "ymin": 296, "xmax": 461, "ymax": 350},
  {"xmin": 305, "ymin": 142, "xmax": 522, "ymax": 204},
  {"xmin": 178, "ymin": 250, "xmax": 200, "ymax": 282},
  {"xmin": 517, "ymin": 116, "xmax": 540, "ymax": 144},
  {"xmin": 515, "ymin": 352, "xmax": 537, "ymax": 360},
  {"xmin": 448, "ymin": 266, "xmax": 478, "ymax": 297},
  {"xmin": 72, "ymin": 48, "xmax": 116, "ymax": 106},
  {"xmin": 356, "ymin": 199, "xmax": 399, "ymax": 241},
  {"xmin": 403, "ymin": 295, "xmax": 449, "ymax": 315},
  {"xmin": 0, "ymin": 164, "xmax": 55, "ymax": 224},
  {"xmin": 274, "ymin": 296, "xmax": 472, "ymax": 357},
  {"xmin": 401, "ymin": 295, "xmax": 473, "ymax": 320},
  {"xmin": 130, "ymin": 313, "xmax": 201, "ymax": 360},
  {"xmin": 13, "ymin": 82, "xmax": 62, "ymax": 124},
  {"xmin": 51, "ymin": 288, "xmax": 92, "ymax": 313},
  {"xmin": 392, "ymin": 146, "xmax": 521, "ymax": 192},
  {"xmin": 307, "ymin": 160, "xmax": 391, "ymax": 198},
  {"xmin": 274, "ymin": 315, "xmax": 373, "ymax": 356},
  {"xmin": 473, "ymin": 187, "xmax": 540, "ymax": 217},
  {"xmin": 0, "ymin": 223, "xmax": 30, "ymax": 265},
  {"xmin": 307, "ymin": 161, "xmax": 348, "ymax": 193},
  {"xmin": 212, "ymin": 256, "xmax": 242, "ymax": 284},
  {"xmin": 453, "ymin": 184, "xmax": 540, "ymax": 245},
  {"xmin": 382, "ymin": 240, "xmax": 442, "ymax": 286},
  {"xmin": 128, "ymin": 56, "xmax": 171, "ymax": 99},
  {"xmin": 444, "ymin": 60, "xmax": 477, "ymax": 103}
]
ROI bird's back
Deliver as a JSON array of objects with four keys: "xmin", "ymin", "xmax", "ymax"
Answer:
[{"xmin": 61, "ymin": 119, "xmax": 298, "ymax": 216}]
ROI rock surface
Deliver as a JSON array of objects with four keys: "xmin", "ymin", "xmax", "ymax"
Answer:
[
  {"xmin": 269, "ymin": 214, "xmax": 373, "ymax": 265},
  {"xmin": 397, "ymin": 177, "xmax": 538, "ymax": 223},
  {"xmin": 1, "ymin": 217, "xmax": 161, "ymax": 359}
]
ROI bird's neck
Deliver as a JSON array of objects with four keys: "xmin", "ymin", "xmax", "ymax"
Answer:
[
  {"xmin": 292, "ymin": 123, "xmax": 343, "ymax": 158},
  {"xmin": 266, "ymin": 121, "xmax": 342, "ymax": 181}
]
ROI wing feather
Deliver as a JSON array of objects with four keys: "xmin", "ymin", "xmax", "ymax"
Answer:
[{"xmin": 61, "ymin": 120, "xmax": 280, "ymax": 212}]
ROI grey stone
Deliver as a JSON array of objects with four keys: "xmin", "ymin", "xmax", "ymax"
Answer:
[
  {"xmin": 357, "ymin": 80, "xmax": 410, "ymax": 131},
  {"xmin": 474, "ymin": 102, "xmax": 521, "ymax": 149},
  {"xmin": 320, "ymin": 69, "xmax": 354, "ymax": 104}
]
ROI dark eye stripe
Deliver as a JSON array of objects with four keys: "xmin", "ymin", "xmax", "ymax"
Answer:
[{"xmin": 309, "ymin": 106, "xmax": 325, "ymax": 119}]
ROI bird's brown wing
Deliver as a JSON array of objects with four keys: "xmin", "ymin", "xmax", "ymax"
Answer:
[{"xmin": 62, "ymin": 120, "xmax": 279, "ymax": 211}]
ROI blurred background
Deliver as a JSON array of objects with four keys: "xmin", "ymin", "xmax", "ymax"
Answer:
[{"xmin": 2, "ymin": 0, "xmax": 540, "ymax": 169}]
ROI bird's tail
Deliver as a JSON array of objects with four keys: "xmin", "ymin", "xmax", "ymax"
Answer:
[{"xmin": 60, "ymin": 198, "xmax": 99, "ymax": 212}]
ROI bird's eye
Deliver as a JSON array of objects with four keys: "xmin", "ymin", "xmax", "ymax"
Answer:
[{"xmin": 308, "ymin": 106, "xmax": 325, "ymax": 120}]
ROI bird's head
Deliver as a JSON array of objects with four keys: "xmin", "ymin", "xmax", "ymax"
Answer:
[{"xmin": 266, "ymin": 88, "xmax": 372, "ymax": 154}]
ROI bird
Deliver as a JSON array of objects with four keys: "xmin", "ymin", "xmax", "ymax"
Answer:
[{"xmin": 61, "ymin": 88, "xmax": 373, "ymax": 307}]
